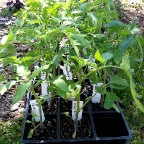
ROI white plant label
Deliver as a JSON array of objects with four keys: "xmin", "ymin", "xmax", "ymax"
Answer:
[
  {"xmin": 91, "ymin": 83, "xmax": 103, "ymax": 103},
  {"xmin": 41, "ymin": 72, "xmax": 51, "ymax": 102},
  {"xmin": 41, "ymin": 72, "xmax": 46, "ymax": 80},
  {"xmin": 0, "ymin": 62, "xmax": 3, "ymax": 68},
  {"xmin": 72, "ymin": 101, "xmax": 83, "ymax": 121},
  {"xmin": 41, "ymin": 83, "xmax": 48, "ymax": 96},
  {"xmin": 34, "ymin": 61, "xmax": 39, "ymax": 71},
  {"xmin": 41, "ymin": 72, "xmax": 47, "ymax": 96},
  {"xmin": 60, "ymin": 65, "xmax": 72, "ymax": 80},
  {"xmin": 30, "ymin": 100, "xmax": 45, "ymax": 122}
]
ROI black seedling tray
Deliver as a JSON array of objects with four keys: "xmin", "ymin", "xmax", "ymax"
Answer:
[{"xmin": 22, "ymin": 94, "xmax": 132, "ymax": 144}]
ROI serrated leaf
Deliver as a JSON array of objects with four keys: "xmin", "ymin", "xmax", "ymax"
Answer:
[
  {"xmin": 104, "ymin": 92, "xmax": 119, "ymax": 109},
  {"xmin": 53, "ymin": 78, "xmax": 69, "ymax": 93},
  {"xmin": 102, "ymin": 52, "xmax": 113, "ymax": 61},
  {"xmin": 27, "ymin": 129, "xmax": 34, "ymax": 138},
  {"xmin": 1, "ymin": 35, "xmax": 8, "ymax": 45},
  {"xmin": 13, "ymin": 81, "xmax": 31, "ymax": 104},
  {"xmin": 95, "ymin": 50, "xmax": 105, "ymax": 63},
  {"xmin": 110, "ymin": 75, "xmax": 129, "ymax": 87},
  {"xmin": 119, "ymin": 35, "xmax": 135, "ymax": 52},
  {"xmin": 0, "ymin": 81, "xmax": 16, "ymax": 95}
]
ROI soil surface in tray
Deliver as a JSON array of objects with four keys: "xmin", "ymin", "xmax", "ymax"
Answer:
[
  {"xmin": 24, "ymin": 115, "xmax": 57, "ymax": 140},
  {"xmin": 61, "ymin": 116, "xmax": 92, "ymax": 139}
]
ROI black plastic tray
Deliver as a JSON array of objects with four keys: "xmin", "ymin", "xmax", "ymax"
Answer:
[{"xmin": 22, "ymin": 94, "xmax": 132, "ymax": 144}]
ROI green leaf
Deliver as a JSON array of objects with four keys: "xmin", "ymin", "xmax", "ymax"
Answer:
[
  {"xmin": 102, "ymin": 52, "xmax": 113, "ymax": 61},
  {"xmin": 95, "ymin": 50, "xmax": 105, "ymax": 63},
  {"xmin": 13, "ymin": 81, "xmax": 31, "ymax": 104},
  {"xmin": 119, "ymin": 35, "xmax": 135, "ymax": 52},
  {"xmin": 113, "ymin": 51, "xmax": 123, "ymax": 64},
  {"xmin": 112, "ymin": 103, "xmax": 120, "ymax": 113},
  {"xmin": 120, "ymin": 55, "xmax": 130, "ymax": 71},
  {"xmin": 133, "ymin": 97, "xmax": 144, "ymax": 113},
  {"xmin": 87, "ymin": 12, "xmax": 97, "ymax": 26},
  {"xmin": 65, "ymin": 32, "xmax": 79, "ymax": 56},
  {"xmin": 104, "ymin": 92, "xmax": 119, "ymax": 109},
  {"xmin": 96, "ymin": 86, "xmax": 106, "ymax": 95},
  {"xmin": 109, "ymin": 84, "xmax": 128, "ymax": 89},
  {"xmin": 31, "ymin": 65, "xmax": 50, "ymax": 79},
  {"xmin": 71, "ymin": 34, "xmax": 89, "ymax": 48},
  {"xmin": 0, "ymin": 45, "xmax": 14, "ymax": 58},
  {"xmin": 27, "ymin": 129, "xmax": 34, "ymax": 138},
  {"xmin": 129, "ymin": 79, "xmax": 144, "ymax": 112},
  {"xmin": 110, "ymin": 75, "xmax": 129, "ymax": 87},
  {"xmin": 105, "ymin": 20, "xmax": 123, "ymax": 28},
  {"xmin": 71, "ymin": 56, "xmax": 89, "ymax": 67},
  {"xmin": 3, "ymin": 56, "xmax": 19, "ymax": 66},
  {"xmin": 0, "ymin": 81, "xmax": 16, "ymax": 95},
  {"xmin": 71, "ymin": 85, "xmax": 81, "ymax": 98},
  {"xmin": 16, "ymin": 65, "xmax": 31, "ymax": 77},
  {"xmin": 53, "ymin": 78, "xmax": 69, "ymax": 93},
  {"xmin": 0, "ymin": 75, "xmax": 5, "ymax": 82},
  {"xmin": 26, "ymin": 120, "xmax": 32, "ymax": 123},
  {"xmin": 56, "ymin": 87, "xmax": 67, "ymax": 99}
]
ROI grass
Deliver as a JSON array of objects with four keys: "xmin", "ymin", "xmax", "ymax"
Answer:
[{"xmin": 0, "ymin": 118, "xmax": 24, "ymax": 144}]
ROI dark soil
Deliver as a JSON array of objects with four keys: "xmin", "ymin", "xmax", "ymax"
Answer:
[
  {"xmin": 61, "ymin": 116, "xmax": 92, "ymax": 139},
  {"xmin": 24, "ymin": 115, "xmax": 57, "ymax": 140}
]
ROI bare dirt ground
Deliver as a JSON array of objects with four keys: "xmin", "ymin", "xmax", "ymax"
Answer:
[{"xmin": 0, "ymin": 1, "xmax": 25, "ymax": 122}]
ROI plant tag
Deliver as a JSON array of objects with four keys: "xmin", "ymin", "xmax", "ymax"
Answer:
[
  {"xmin": 72, "ymin": 101, "xmax": 83, "ymax": 121},
  {"xmin": 60, "ymin": 65, "xmax": 72, "ymax": 80},
  {"xmin": 0, "ymin": 62, "xmax": 3, "ymax": 68},
  {"xmin": 41, "ymin": 72, "xmax": 47, "ymax": 96},
  {"xmin": 91, "ymin": 83, "xmax": 103, "ymax": 103},
  {"xmin": 41, "ymin": 83, "xmax": 48, "ymax": 96},
  {"xmin": 34, "ymin": 61, "xmax": 39, "ymax": 70},
  {"xmin": 92, "ymin": 93, "xmax": 101, "ymax": 103},
  {"xmin": 30, "ymin": 100, "xmax": 45, "ymax": 122},
  {"xmin": 41, "ymin": 72, "xmax": 46, "ymax": 80}
]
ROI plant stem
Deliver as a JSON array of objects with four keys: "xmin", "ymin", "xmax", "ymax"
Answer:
[{"xmin": 31, "ymin": 88, "xmax": 44, "ymax": 129}]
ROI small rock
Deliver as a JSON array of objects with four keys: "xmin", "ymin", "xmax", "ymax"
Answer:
[
  {"xmin": 18, "ymin": 108, "xmax": 25, "ymax": 113},
  {"xmin": 10, "ymin": 102, "xmax": 21, "ymax": 111}
]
